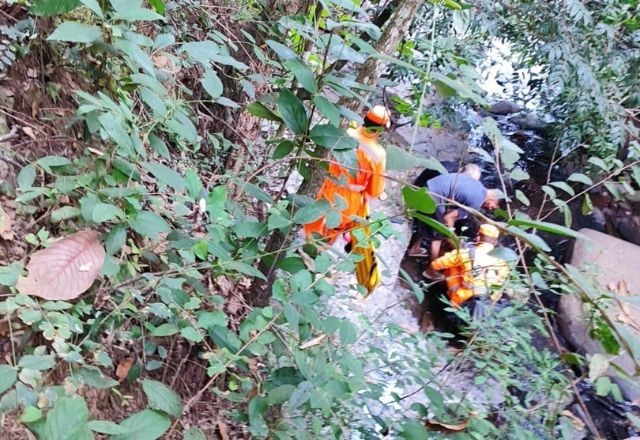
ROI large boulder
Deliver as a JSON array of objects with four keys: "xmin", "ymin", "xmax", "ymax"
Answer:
[
  {"xmin": 558, "ymin": 229, "xmax": 640, "ymax": 400},
  {"xmin": 488, "ymin": 100, "xmax": 523, "ymax": 115},
  {"xmin": 388, "ymin": 125, "xmax": 468, "ymax": 163}
]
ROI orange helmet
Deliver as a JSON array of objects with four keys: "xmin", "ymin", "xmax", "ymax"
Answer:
[{"xmin": 365, "ymin": 105, "xmax": 391, "ymax": 128}]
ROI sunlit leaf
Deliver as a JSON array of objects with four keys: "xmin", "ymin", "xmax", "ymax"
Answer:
[
  {"xmin": 142, "ymin": 380, "xmax": 183, "ymax": 417},
  {"xmin": 310, "ymin": 124, "xmax": 357, "ymax": 150},
  {"xmin": 48, "ymin": 22, "xmax": 101, "ymax": 43},
  {"xmin": 113, "ymin": 409, "xmax": 170, "ymax": 440}
]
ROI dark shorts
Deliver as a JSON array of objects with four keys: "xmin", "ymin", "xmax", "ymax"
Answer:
[{"xmin": 413, "ymin": 215, "xmax": 479, "ymax": 242}]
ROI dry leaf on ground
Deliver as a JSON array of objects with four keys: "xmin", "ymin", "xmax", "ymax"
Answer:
[
  {"xmin": 0, "ymin": 205, "xmax": 12, "ymax": 240},
  {"xmin": 216, "ymin": 420, "xmax": 230, "ymax": 440},
  {"xmin": 426, "ymin": 418, "xmax": 469, "ymax": 432},
  {"xmin": 299, "ymin": 334, "xmax": 328, "ymax": 350},
  {"xmin": 116, "ymin": 357, "xmax": 134, "ymax": 382},
  {"xmin": 16, "ymin": 230, "xmax": 105, "ymax": 300}
]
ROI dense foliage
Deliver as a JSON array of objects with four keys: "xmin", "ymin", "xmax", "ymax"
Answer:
[{"xmin": 0, "ymin": 0, "xmax": 638, "ymax": 439}]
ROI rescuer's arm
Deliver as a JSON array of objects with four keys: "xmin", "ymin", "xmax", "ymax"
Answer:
[
  {"xmin": 365, "ymin": 153, "xmax": 386, "ymax": 199},
  {"xmin": 430, "ymin": 250, "xmax": 463, "ymax": 271}
]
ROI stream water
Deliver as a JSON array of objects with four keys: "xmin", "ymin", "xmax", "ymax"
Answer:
[{"xmin": 403, "ymin": 107, "xmax": 640, "ymax": 439}]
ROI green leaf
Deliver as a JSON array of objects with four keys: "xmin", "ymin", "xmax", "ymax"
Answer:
[
  {"xmin": 273, "ymin": 140, "xmax": 295, "ymax": 159},
  {"xmin": 246, "ymin": 102, "xmax": 282, "ymax": 122},
  {"xmin": 183, "ymin": 427, "xmax": 206, "ymax": 440},
  {"xmin": 402, "ymin": 186, "xmax": 436, "ymax": 214},
  {"xmin": 550, "ymin": 181, "xmax": 575, "ymax": 196},
  {"xmin": 285, "ymin": 58, "xmax": 317, "ymax": 93},
  {"xmin": 152, "ymin": 323, "xmax": 178, "ymax": 337},
  {"xmin": 75, "ymin": 366, "xmax": 118, "ymax": 389},
  {"xmin": 568, "ymin": 173, "xmax": 593, "ymax": 185},
  {"xmin": 266, "ymin": 40, "xmax": 297, "ymax": 60},
  {"xmin": 139, "ymin": 88, "xmax": 167, "ymax": 117},
  {"xmin": 487, "ymin": 246, "xmax": 518, "ymax": 262},
  {"xmin": 310, "ymin": 124, "xmax": 357, "ymax": 150},
  {"xmin": 595, "ymin": 376, "xmax": 612, "ymax": 396},
  {"xmin": 17, "ymin": 165, "xmax": 37, "ymax": 189},
  {"xmin": 0, "ymin": 365, "xmax": 17, "ymax": 394},
  {"xmin": 588, "ymin": 157, "xmax": 609, "ymax": 171},
  {"xmin": 88, "ymin": 420, "xmax": 128, "ymax": 435},
  {"xmin": 50, "ymin": 206, "xmax": 80, "ymax": 223},
  {"xmin": 105, "ymin": 224, "xmax": 127, "ymax": 255},
  {"xmin": 201, "ymin": 68, "xmax": 224, "ymax": 99},
  {"xmin": 197, "ymin": 310, "xmax": 227, "ymax": 329},
  {"xmin": 148, "ymin": 0, "xmax": 165, "ymax": 14},
  {"xmin": 412, "ymin": 212, "xmax": 457, "ymax": 244},
  {"xmin": 92, "ymin": 202, "xmax": 125, "ymax": 223},
  {"xmin": 293, "ymin": 200, "xmax": 330, "ymax": 224},
  {"xmin": 233, "ymin": 221, "xmax": 267, "ymax": 238},
  {"xmin": 180, "ymin": 326, "xmax": 204, "ymax": 343},
  {"xmin": 248, "ymin": 396, "xmax": 268, "ymax": 437},
  {"xmin": 129, "ymin": 211, "xmax": 171, "ymax": 239},
  {"xmin": 31, "ymin": 0, "xmax": 79, "ymax": 16},
  {"xmin": 185, "ymin": 169, "xmax": 203, "ymax": 199},
  {"xmin": 515, "ymin": 189, "xmax": 530, "ymax": 207},
  {"xmin": 313, "ymin": 96, "xmax": 340, "ymax": 125},
  {"xmin": 79, "ymin": 0, "xmax": 103, "ymax": 17},
  {"xmin": 113, "ymin": 409, "xmax": 170, "ymax": 440},
  {"xmin": 210, "ymin": 54, "xmax": 248, "ymax": 70},
  {"xmin": 113, "ymin": 8, "xmax": 164, "ymax": 21},
  {"xmin": 0, "ymin": 262, "xmax": 23, "ymax": 287},
  {"xmin": 277, "ymin": 90, "xmax": 308, "ymax": 136},
  {"xmin": 180, "ymin": 41, "xmax": 220, "ymax": 63},
  {"xmin": 399, "ymin": 421, "xmax": 429, "ymax": 439},
  {"xmin": 149, "ymin": 133, "xmax": 170, "ymax": 158},
  {"xmin": 98, "ymin": 113, "xmax": 134, "ymax": 156},
  {"xmin": 287, "ymin": 381, "xmax": 313, "ymax": 410},
  {"xmin": 431, "ymin": 72, "xmax": 487, "ymax": 106},
  {"xmin": 38, "ymin": 156, "xmax": 72, "ymax": 169},
  {"xmin": 507, "ymin": 219, "xmax": 586, "ymax": 240},
  {"xmin": 506, "ymin": 225, "xmax": 551, "ymax": 252},
  {"xmin": 142, "ymin": 162, "xmax": 186, "ymax": 192},
  {"xmin": 20, "ymin": 406, "xmax": 42, "ymax": 423},
  {"xmin": 226, "ymin": 261, "xmax": 266, "ymax": 281},
  {"xmin": 627, "ymin": 413, "xmax": 640, "ymax": 431},
  {"xmin": 142, "ymin": 379, "xmax": 183, "ymax": 417},
  {"xmin": 588, "ymin": 354, "xmax": 610, "ymax": 382},
  {"xmin": 42, "ymin": 396, "xmax": 91, "ymax": 440},
  {"xmin": 48, "ymin": 22, "xmax": 101, "ymax": 43},
  {"xmin": 267, "ymin": 385, "xmax": 295, "ymax": 405},
  {"xmin": 18, "ymin": 355, "xmax": 55, "ymax": 371}
]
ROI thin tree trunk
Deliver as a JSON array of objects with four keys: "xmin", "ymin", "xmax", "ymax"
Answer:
[{"xmin": 299, "ymin": 0, "xmax": 423, "ymax": 196}]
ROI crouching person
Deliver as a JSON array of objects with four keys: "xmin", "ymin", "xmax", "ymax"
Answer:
[{"xmin": 429, "ymin": 224, "xmax": 510, "ymax": 330}]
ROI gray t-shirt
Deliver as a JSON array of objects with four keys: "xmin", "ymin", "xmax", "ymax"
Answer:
[{"xmin": 426, "ymin": 173, "xmax": 487, "ymax": 220}]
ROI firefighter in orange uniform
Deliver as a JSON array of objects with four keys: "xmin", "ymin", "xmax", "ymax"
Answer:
[
  {"xmin": 303, "ymin": 105, "xmax": 390, "ymax": 243},
  {"xmin": 430, "ymin": 223, "xmax": 510, "ymax": 307},
  {"xmin": 303, "ymin": 105, "xmax": 390, "ymax": 294}
]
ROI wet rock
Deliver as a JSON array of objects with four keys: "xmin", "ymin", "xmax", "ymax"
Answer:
[
  {"xmin": 489, "ymin": 100, "xmax": 523, "ymax": 115},
  {"xmin": 510, "ymin": 114, "xmax": 547, "ymax": 131},
  {"xmin": 614, "ymin": 216, "xmax": 640, "ymax": 245},
  {"xmin": 558, "ymin": 229, "xmax": 640, "ymax": 401},
  {"xmin": 389, "ymin": 125, "xmax": 468, "ymax": 163}
]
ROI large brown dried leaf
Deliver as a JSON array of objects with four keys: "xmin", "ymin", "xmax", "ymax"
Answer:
[{"xmin": 16, "ymin": 230, "xmax": 105, "ymax": 300}]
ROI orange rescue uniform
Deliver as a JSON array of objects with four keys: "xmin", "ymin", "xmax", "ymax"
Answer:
[
  {"xmin": 430, "ymin": 242, "xmax": 510, "ymax": 306},
  {"xmin": 303, "ymin": 127, "xmax": 386, "ymax": 242}
]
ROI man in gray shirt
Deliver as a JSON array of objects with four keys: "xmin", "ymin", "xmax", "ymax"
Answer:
[{"xmin": 408, "ymin": 164, "xmax": 499, "ymax": 270}]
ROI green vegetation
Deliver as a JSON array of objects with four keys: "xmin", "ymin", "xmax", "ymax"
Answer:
[{"xmin": 0, "ymin": 0, "xmax": 638, "ymax": 438}]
